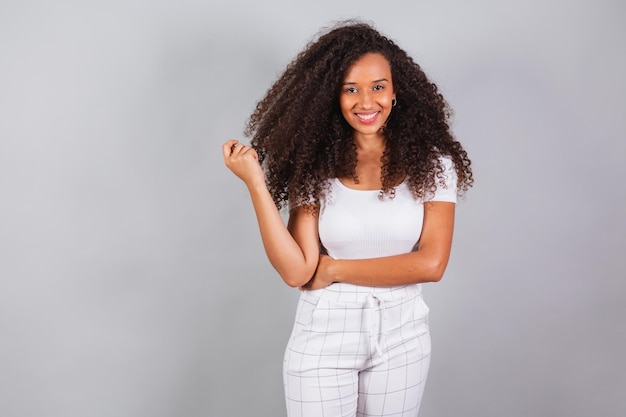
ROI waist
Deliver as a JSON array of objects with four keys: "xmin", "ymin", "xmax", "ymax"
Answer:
[{"xmin": 303, "ymin": 282, "xmax": 422, "ymax": 304}]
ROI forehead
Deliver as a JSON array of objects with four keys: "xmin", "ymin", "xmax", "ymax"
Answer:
[{"xmin": 343, "ymin": 53, "xmax": 392, "ymax": 82}]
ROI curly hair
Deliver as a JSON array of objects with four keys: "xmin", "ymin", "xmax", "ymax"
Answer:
[{"xmin": 245, "ymin": 20, "xmax": 473, "ymax": 210}]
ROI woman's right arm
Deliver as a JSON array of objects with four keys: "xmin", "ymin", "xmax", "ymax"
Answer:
[{"xmin": 222, "ymin": 140, "xmax": 319, "ymax": 287}]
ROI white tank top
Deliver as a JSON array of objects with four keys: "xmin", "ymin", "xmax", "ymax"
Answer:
[{"xmin": 318, "ymin": 157, "xmax": 457, "ymax": 260}]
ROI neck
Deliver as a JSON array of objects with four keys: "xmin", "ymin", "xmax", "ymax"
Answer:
[{"xmin": 353, "ymin": 131, "xmax": 386, "ymax": 152}]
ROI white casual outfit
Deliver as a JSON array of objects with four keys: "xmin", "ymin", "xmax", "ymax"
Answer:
[{"xmin": 283, "ymin": 157, "xmax": 457, "ymax": 417}]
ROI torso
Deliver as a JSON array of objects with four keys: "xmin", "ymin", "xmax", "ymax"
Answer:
[{"xmin": 318, "ymin": 179, "xmax": 425, "ymax": 260}]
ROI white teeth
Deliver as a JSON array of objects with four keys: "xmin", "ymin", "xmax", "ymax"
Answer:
[{"xmin": 357, "ymin": 113, "xmax": 377, "ymax": 120}]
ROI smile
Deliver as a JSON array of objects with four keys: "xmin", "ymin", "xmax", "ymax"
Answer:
[{"xmin": 355, "ymin": 112, "xmax": 379, "ymax": 122}]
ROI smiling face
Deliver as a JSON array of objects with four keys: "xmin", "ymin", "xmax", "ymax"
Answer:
[{"xmin": 339, "ymin": 52, "xmax": 395, "ymax": 141}]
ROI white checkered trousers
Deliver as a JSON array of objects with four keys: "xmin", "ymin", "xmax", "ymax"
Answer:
[{"xmin": 283, "ymin": 282, "xmax": 431, "ymax": 417}]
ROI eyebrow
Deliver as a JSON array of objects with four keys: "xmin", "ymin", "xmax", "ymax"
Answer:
[{"xmin": 342, "ymin": 78, "xmax": 390, "ymax": 85}]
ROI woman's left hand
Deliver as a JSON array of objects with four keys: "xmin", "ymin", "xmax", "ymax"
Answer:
[{"xmin": 300, "ymin": 254, "xmax": 335, "ymax": 290}]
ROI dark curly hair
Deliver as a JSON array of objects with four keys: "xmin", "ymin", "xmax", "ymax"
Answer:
[{"xmin": 245, "ymin": 20, "xmax": 473, "ymax": 210}]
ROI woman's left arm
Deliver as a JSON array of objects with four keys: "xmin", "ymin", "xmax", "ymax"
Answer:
[{"xmin": 303, "ymin": 201, "xmax": 455, "ymax": 289}]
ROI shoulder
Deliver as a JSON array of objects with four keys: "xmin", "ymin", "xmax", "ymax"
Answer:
[
  {"xmin": 424, "ymin": 156, "xmax": 457, "ymax": 203},
  {"xmin": 288, "ymin": 179, "xmax": 335, "ymax": 210}
]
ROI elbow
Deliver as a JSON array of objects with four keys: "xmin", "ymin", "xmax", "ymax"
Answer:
[
  {"xmin": 413, "ymin": 246, "xmax": 451, "ymax": 283},
  {"xmin": 283, "ymin": 276, "xmax": 307, "ymax": 288},
  {"xmin": 270, "ymin": 259, "xmax": 315, "ymax": 288},
  {"xmin": 279, "ymin": 268, "xmax": 314, "ymax": 288},
  {"xmin": 430, "ymin": 270, "xmax": 444, "ymax": 283},
  {"xmin": 424, "ymin": 258, "xmax": 448, "ymax": 283}
]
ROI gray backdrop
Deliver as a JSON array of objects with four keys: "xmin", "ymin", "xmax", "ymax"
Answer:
[{"xmin": 1, "ymin": 0, "xmax": 624, "ymax": 416}]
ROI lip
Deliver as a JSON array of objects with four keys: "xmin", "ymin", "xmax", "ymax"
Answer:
[{"xmin": 355, "ymin": 111, "xmax": 380, "ymax": 124}]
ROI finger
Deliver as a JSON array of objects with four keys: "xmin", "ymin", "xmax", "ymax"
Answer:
[
  {"xmin": 222, "ymin": 140, "xmax": 239, "ymax": 159},
  {"xmin": 236, "ymin": 145, "xmax": 256, "ymax": 158},
  {"xmin": 247, "ymin": 147, "xmax": 259, "ymax": 161},
  {"xmin": 233, "ymin": 145, "xmax": 259, "ymax": 164},
  {"xmin": 231, "ymin": 142, "xmax": 250, "ymax": 156}
]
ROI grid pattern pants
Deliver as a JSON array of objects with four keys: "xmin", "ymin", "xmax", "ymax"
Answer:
[{"xmin": 283, "ymin": 283, "xmax": 431, "ymax": 417}]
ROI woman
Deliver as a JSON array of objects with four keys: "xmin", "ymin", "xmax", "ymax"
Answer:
[{"xmin": 222, "ymin": 20, "xmax": 473, "ymax": 417}]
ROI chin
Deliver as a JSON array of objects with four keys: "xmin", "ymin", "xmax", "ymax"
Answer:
[{"xmin": 353, "ymin": 125, "xmax": 384, "ymax": 136}]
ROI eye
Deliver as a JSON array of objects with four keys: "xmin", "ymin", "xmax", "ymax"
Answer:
[
  {"xmin": 345, "ymin": 87, "xmax": 358, "ymax": 94},
  {"xmin": 373, "ymin": 84, "xmax": 384, "ymax": 91}
]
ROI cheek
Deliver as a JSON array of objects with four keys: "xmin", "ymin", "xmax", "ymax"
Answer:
[{"xmin": 339, "ymin": 97, "xmax": 353, "ymax": 117}]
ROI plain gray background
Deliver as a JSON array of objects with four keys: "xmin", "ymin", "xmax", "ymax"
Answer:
[{"xmin": 1, "ymin": 0, "xmax": 624, "ymax": 416}]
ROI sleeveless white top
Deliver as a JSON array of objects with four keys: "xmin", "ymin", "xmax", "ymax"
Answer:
[{"xmin": 318, "ymin": 157, "xmax": 457, "ymax": 260}]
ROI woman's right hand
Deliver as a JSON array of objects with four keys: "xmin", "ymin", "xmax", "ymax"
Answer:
[{"xmin": 222, "ymin": 139, "xmax": 265, "ymax": 188}]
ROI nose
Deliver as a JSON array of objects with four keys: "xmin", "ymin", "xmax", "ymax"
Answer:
[{"xmin": 359, "ymin": 90, "xmax": 373, "ymax": 108}]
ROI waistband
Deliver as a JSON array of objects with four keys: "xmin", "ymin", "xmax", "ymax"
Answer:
[{"xmin": 303, "ymin": 282, "xmax": 422, "ymax": 304}]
